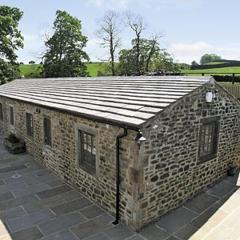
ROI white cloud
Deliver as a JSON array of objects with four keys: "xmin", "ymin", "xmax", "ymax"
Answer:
[
  {"xmin": 216, "ymin": 46, "xmax": 240, "ymax": 61},
  {"xmin": 16, "ymin": 25, "xmax": 55, "ymax": 63},
  {"xmin": 18, "ymin": 34, "xmax": 109, "ymax": 63},
  {"xmin": 87, "ymin": 0, "xmax": 129, "ymax": 8},
  {"xmin": 169, "ymin": 41, "xmax": 240, "ymax": 63},
  {"xmin": 86, "ymin": 38, "xmax": 108, "ymax": 61},
  {"xmin": 169, "ymin": 41, "xmax": 213, "ymax": 63},
  {"xmin": 140, "ymin": 0, "xmax": 203, "ymax": 10},
  {"xmin": 17, "ymin": 31, "xmax": 47, "ymax": 63}
]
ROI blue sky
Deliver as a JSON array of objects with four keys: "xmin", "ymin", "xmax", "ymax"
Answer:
[{"xmin": 2, "ymin": 0, "xmax": 240, "ymax": 63}]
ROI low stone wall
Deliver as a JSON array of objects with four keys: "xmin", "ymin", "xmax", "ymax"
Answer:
[{"xmin": 138, "ymin": 83, "xmax": 240, "ymax": 227}]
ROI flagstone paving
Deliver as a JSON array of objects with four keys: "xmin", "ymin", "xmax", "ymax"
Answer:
[{"xmin": 0, "ymin": 135, "xmax": 239, "ymax": 240}]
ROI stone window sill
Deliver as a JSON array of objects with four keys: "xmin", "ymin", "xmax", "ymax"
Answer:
[{"xmin": 198, "ymin": 153, "xmax": 217, "ymax": 164}]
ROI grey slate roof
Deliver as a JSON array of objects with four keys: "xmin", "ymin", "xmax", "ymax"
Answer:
[{"xmin": 0, "ymin": 76, "xmax": 212, "ymax": 129}]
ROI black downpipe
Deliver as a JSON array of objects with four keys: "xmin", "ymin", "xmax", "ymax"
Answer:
[{"xmin": 112, "ymin": 128, "xmax": 128, "ymax": 225}]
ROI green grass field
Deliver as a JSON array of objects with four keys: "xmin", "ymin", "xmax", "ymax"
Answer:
[
  {"xmin": 20, "ymin": 64, "xmax": 43, "ymax": 78},
  {"xmin": 20, "ymin": 62, "xmax": 109, "ymax": 78},
  {"xmin": 182, "ymin": 66, "xmax": 240, "ymax": 75},
  {"xmin": 20, "ymin": 63, "xmax": 240, "ymax": 78},
  {"xmin": 203, "ymin": 62, "xmax": 225, "ymax": 65},
  {"xmin": 86, "ymin": 62, "xmax": 109, "ymax": 76}
]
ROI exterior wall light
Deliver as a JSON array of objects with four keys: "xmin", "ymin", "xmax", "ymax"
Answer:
[
  {"xmin": 206, "ymin": 91, "xmax": 213, "ymax": 103},
  {"xmin": 135, "ymin": 131, "xmax": 146, "ymax": 143}
]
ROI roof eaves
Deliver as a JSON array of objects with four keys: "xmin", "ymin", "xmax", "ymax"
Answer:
[{"xmin": 0, "ymin": 95, "xmax": 141, "ymax": 131}]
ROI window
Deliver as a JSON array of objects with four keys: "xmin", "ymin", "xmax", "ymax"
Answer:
[
  {"xmin": 10, "ymin": 106, "xmax": 14, "ymax": 125},
  {"xmin": 0, "ymin": 103, "xmax": 3, "ymax": 120},
  {"xmin": 78, "ymin": 130, "xmax": 96, "ymax": 175},
  {"xmin": 26, "ymin": 113, "xmax": 34, "ymax": 137},
  {"xmin": 198, "ymin": 117, "xmax": 220, "ymax": 162},
  {"xmin": 43, "ymin": 117, "xmax": 52, "ymax": 146}
]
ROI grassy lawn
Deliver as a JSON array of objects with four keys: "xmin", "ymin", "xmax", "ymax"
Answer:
[
  {"xmin": 20, "ymin": 64, "xmax": 43, "ymax": 78},
  {"xmin": 19, "ymin": 62, "xmax": 109, "ymax": 78},
  {"xmin": 182, "ymin": 66, "xmax": 240, "ymax": 75},
  {"xmin": 20, "ymin": 63, "xmax": 240, "ymax": 78},
  {"xmin": 203, "ymin": 62, "xmax": 227, "ymax": 65},
  {"xmin": 86, "ymin": 62, "xmax": 109, "ymax": 76}
]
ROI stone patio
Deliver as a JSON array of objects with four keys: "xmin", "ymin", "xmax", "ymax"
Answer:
[{"xmin": 0, "ymin": 135, "xmax": 239, "ymax": 240}]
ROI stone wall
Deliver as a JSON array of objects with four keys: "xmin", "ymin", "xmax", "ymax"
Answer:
[
  {"xmin": 138, "ymin": 82, "xmax": 240, "ymax": 228},
  {"xmin": 0, "ymin": 96, "xmax": 141, "ymax": 229},
  {"xmin": 0, "ymin": 80, "xmax": 239, "ymax": 231}
]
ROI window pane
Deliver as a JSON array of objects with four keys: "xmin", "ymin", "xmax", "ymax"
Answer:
[
  {"xmin": 44, "ymin": 117, "xmax": 51, "ymax": 146},
  {"xmin": 78, "ymin": 130, "xmax": 96, "ymax": 175},
  {"xmin": 208, "ymin": 125, "xmax": 214, "ymax": 153},
  {"xmin": 10, "ymin": 107, "xmax": 14, "ymax": 125},
  {"xmin": 0, "ymin": 103, "xmax": 3, "ymax": 120},
  {"xmin": 199, "ymin": 119, "xmax": 219, "ymax": 161},
  {"xmin": 83, "ymin": 133, "xmax": 87, "ymax": 150},
  {"xmin": 92, "ymin": 137, "xmax": 96, "ymax": 155},
  {"xmin": 87, "ymin": 135, "xmax": 91, "ymax": 152},
  {"xmin": 26, "ymin": 113, "xmax": 34, "ymax": 137}
]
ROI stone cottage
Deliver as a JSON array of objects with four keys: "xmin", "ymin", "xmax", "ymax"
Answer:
[{"xmin": 0, "ymin": 76, "xmax": 239, "ymax": 230}]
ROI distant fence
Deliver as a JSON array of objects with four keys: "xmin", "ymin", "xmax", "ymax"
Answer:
[{"xmin": 220, "ymin": 84, "xmax": 240, "ymax": 99}]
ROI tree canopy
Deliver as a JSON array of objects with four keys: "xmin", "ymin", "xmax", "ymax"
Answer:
[
  {"xmin": 0, "ymin": 5, "xmax": 23, "ymax": 84},
  {"xmin": 151, "ymin": 51, "xmax": 180, "ymax": 73},
  {"xmin": 118, "ymin": 37, "xmax": 178, "ymax": 75},
  {"xmin": 118, "ymin": 38, "xmax": 160, "ymax": 75},
  {"xmin": 200, "ymin": 54, "xmax": 222, "ymax": 65},
  {"xmin": 43, "ymin": 10, "xmax": 89, "ymax": 77}
]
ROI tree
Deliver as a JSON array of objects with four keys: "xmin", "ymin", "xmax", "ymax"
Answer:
[
  {"xmin": 200, "ymin": 54, "xmax": 221, "ymax": 65},
  {"xmin": 140, "ymin": 36, "xmax": 160, "ymax": 72},
  {"xmin": 191, "ymin": 61, "xmax": 199, "ymax": 67},
  {"xmin": 151, "ymin": 51, "xmax": 180, "ymax": 73},
  {"xmin": 29, "ymin": 60, "xmax": 35, "ymax": 64},
  {"xmin": 126, "ymin": 12, "xmax": 145, "ymax": 75},
  {"xmin": 118, "ymin": 37, "xmax": 162, "ymax": 75},
  {"xmin": 97, "ymin": 11, "xmax": 121, "ymax": 76},
  {"xmin": 0, "ymin": 6, "xmax": 23, "ymax": 84},
  {"xmin": 43, "ymin": 10, "xmax": 89, "ymax": 77},
  {"xmin": 178, "ymin": 63, "xmax": 190, "ymax": 70},
  {"xmin": 118, "ymin": 38, "xmax": 179, "ymax": 76},
  {"xmin": 118, "ymin": 48, "xmax": 136, "ymax": 75}
]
